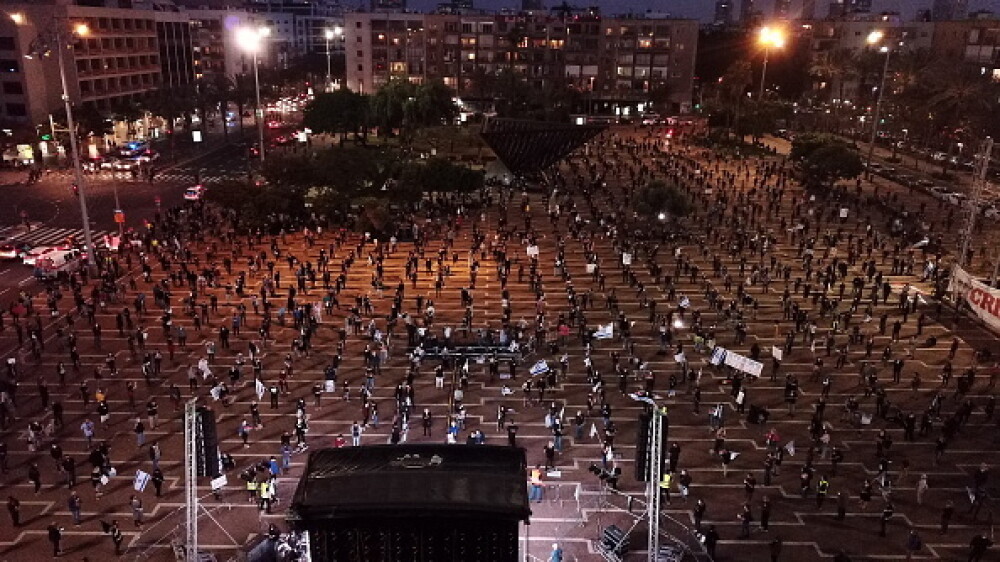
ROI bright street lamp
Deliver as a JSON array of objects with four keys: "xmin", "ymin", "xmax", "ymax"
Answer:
[
  {"xmin": 864, "ymin": 30, "xmax": 895, "ymax": 180},
  {"xmin": 236, "ymin": 26, "xmax": 270, "ymax": 164},
  {"xmin": 758, "ymin": 26, "xmax": 786, "ymax": 99},
  {"xmin": 14, "ymin": 12, "xmax": 98, "ymax": 272}
]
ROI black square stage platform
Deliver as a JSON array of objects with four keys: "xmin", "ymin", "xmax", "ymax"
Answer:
[{"xmin": 288, "ymin": 444, "xmax": 531, "ymax": 562}]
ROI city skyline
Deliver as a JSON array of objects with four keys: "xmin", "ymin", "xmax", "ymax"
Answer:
[{"xmin": 409, "ymin": 0, "xmax": 997, "ymax": 20}]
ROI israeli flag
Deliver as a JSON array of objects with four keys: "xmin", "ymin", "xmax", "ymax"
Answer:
[
  {"xmin": 530, "ymin": 360, "xmax": 549, "ymax": 376},
  {"xmin": 710, "ymin": 347, "xmax": 727, "ymax": 366},
  {"xmin": 595, "ymin": 323, "xmax": 614, "ymax": 339},
  {"xmin": 679, "ymin": 296, "xmax": 691, "ymax": 309}
]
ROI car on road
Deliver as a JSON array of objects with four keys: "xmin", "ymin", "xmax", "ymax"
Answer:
[
  {"xmin": 929, "ymin": 186, "xmax": 951, "ymax": 200},
  {"xmin": 641, "ymin": 114, "xmax": 662, "ymax": 126},
  {"xmin": 946, "ymin": 192, "xmax": 968, "ymax": 207},
  {"xmin": 23, "ymin": 245, "xmax": 68, "ymax": 266},
  {"xmin": 136, "ymin": 149, "xmax": 160, "ymax": 163},
  {"xmin": 184, "ymin": 185, "xmax": 206, "ymax": 201},
  {"xmin": 0, "ymin": 242, "xmax": 29, "ymax": 260},
  {"xmin": 113, "ymin": 157, "xmax": 141, "ymax": 171}
]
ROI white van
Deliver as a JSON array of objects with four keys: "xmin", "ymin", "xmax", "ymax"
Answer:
[{"xmin": 34, "ymin": 249, "xmax": 83, "ymax": 279}]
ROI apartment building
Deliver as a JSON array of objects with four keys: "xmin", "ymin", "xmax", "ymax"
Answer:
[
  {"xmin": 185, "ymin": 9, "xmax": 269, "ymax": 79},
  {"xmin": 345, "ymin": 11, "xmax": 698, "ymax": 113},
  {"xmin": 0, "ymin": 1, "xmax": 195, "ymax": 127},
  {"xmin": 934, "ymin": 17, "xmax": 1000, "ymax": 78}
]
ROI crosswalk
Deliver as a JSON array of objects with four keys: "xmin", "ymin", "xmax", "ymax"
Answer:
[
  {"xmin": 41, "ymin": 168, "xmax": 243, "ymax": 185},
  {"xmin": 0, "ymin": 225, "xmax": 112, "ymax": 248}
]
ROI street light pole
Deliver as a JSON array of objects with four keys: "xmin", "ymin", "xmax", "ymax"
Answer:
[
  {"xmin": 325, "ymin": 34, "xmax": 332, "ymax": 91},
  {"xmin": 252, "ymin": 50, "xmax": 265, "ymax": 164},
  {"xmin": 865, "ymin": 45, "xmax": 891, "ymax": 180},
  {"xmin": 52, "ymin": 23, "xmax": 97, "ymax": 273},
  {"xmin": 759, "ymin": 45, "xmax": 769, "ymax": 100}
]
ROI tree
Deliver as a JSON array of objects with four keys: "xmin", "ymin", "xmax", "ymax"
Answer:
[
  {"xmin": 231, "ymin": 73, "xmax": 257, "ymax": 134},
  {"xmin": 70, "ymin": 105, "xmax": 112, "ymax": 138},
  {"xmin": 369, "ymin": 79, "xmax": 416, "ymax": 135},
  {"xmin": 110, "ymin": 100, "xmax": 143, "ymax": 140},
  {"xmin": 399, "ymin": 157, "xmax": 483, "ymax": 197},
  {"xmin": 790, "ymin": 132, "xmax": 847, "ymax": 161},
  {"xmin": 802, "ymin": 143, "xmax": 862, "ymax": 187},
  {"xmin": 303, "ymin": 90, "xmax": 369, "ymax": 144},
  {"xmin": 716, "ymin": 60, "xmax": 753, "ymax": 137},
  {"xmin": 633, "ymin": 180, "xmax": 691, "ymax": 219},
  {"xmin": 405, "ymin": 79, "xmax": 457, "ymax": 129},
  {"xmin": 210, "ymin": 73, "xmax": 235, "ymax": 140}
]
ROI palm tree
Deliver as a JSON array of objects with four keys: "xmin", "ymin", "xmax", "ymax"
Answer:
[
  {"xmin": 231, "ymin": 73, "xmax": 257, "ymax": 135},
  {"xmin": 809, "ymin": 48, "xmax": 856, "ymax": 132},
  {"xmin": 211, "ymin": 74, "xmax": 235, "ymax": 140},
  {"xmin": 925, "ymin": 64, "xmax": 995, "ymax": 173},
  {"xmin": 142, "ymin": 84, "xmax": 194, "ymax": 160},
  {"xmin": 718, "ymin": 60, "xmax": 753, "ymax": 138}
]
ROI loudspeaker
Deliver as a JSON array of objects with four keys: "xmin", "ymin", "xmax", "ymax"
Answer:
[
  {"xmin": 196, "ymin": 406, "xmax": 220, "ymax": 477},
  {"xmin": 634, "ymin": 412, "xmax": 650, "ymax": 481}
]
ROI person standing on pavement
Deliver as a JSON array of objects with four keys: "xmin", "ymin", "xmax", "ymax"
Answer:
[
  {"xmin": 904, "ymin": 529, "xmax": 922, "ymax": 561},
  {"xmin": 68, "ymin": 492, "xmax": 83, "ymax": 525},
  {"xmin": 27, "ymin": 463, "xmax": 41, "ymax": 494},
  {"xmin": 769, "ymin": 536, "xmax": 783, "ymax": 562},
  {"xmin": 548, "ymin": 542, "xmax": 563, "ymax": 562},
  {"xmin": 880, "ymin": 501, "xmax": 894, "ymax": 537},
  {"xmin": 968, "ymin": 532, "xmax": 993, "ymax": 562},
  {"xmin": 151, "ymin": 468, "xmax": 165, "ymax": 498},
  {"xmin": 47, "ymin": 522, "xmax": 63, "ymax": 556},
  {"xmin": 703, "ymin": 525, "xmax": 719, "ymax": 559},
  {"xmin": 130, "ymin": 495, "xmax": 144, "ymax": 528},
  {"xmin": 916, "ymin": 474, "xmax": 929, "ymax": 505},
  {"xmin": 7, "ymin": 495, "xmax": 20, "ymax": 526}
]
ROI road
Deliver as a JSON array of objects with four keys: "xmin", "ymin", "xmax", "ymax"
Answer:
[{"xmin": 0, "ymin": 125, "xmax": 297, "ymax": 296}]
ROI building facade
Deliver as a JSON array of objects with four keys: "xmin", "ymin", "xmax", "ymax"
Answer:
[
  {"xmin": 0, "ymin": 1, "xmax": 196, "ymax": 127},
  {"xmin": 345, "ymin": 11, "xmax": 698, "ymax": 113},
  {"xmin": 932, "ymin": 0, "xmax": 968, "ymax": 22},
  {"xmin": 713, "ymin": 0, "xmax": 733, "ymax": 27}
]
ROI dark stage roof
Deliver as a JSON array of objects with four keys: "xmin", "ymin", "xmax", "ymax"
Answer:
[
  {"xmin": 289, "ymin": 445, "xmax": 530, "ymax": 522},
  {"xmin": 480, "ymin": 118, "xmax": 606, "ymax": 174}
]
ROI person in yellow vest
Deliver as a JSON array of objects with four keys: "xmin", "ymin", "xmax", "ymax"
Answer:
[
  {"xmin": 659, "ymin": 471, "xmax": 673, "ymax": 505},
  {"xmin": 529, "ymin": 465, "xmax": 544, "ymax": 502},
  {"xmin": 258, "ymin": 480, "xmax": 270, "ymax": 512},
  {"xmin": 246, "ymin": 476, "xmax": 258, "ymax": 503}
]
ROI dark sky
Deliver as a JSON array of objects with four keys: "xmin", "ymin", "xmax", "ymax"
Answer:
[{"xmin": 406, "ymin": 0, "xmax": 997, "ymax": 21}]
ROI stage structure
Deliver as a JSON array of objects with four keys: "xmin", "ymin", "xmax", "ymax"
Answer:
[
  {"xmin": 289, "ymin": 444, "xmax": 530, "ymax": 562},
  {"xmin": 480, "ymin": 118, "xmax": 606, "ymax": 175}
]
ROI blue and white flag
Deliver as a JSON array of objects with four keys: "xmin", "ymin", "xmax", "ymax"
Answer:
[
  {"xmin": 595, "ymin": 323, "xmax": 614, "ymax": 339},
  {"xmin": 710, "ymin": 347, "xmax": 727, "ymax": 366},
  {"xmin": 679, "ymin": 296, "xmax": 691, "ymax": 309},
  {"xmin": 530, "ymin": 360, "xmax": 549, "ymax": 376}
]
